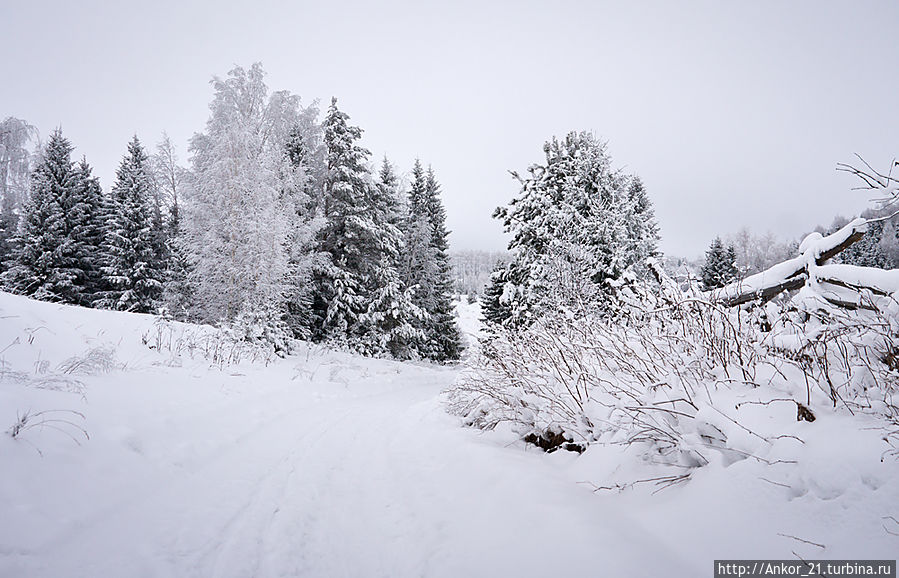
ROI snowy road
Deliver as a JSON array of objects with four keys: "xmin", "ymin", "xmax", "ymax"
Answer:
[{"xmin": 0, "ymin": 343, "xmax": 698, "ymax": 578}]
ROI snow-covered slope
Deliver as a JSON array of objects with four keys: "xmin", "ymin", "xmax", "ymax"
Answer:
[{"xmin": 0, "ymin": 292, "xmax": 896, "ymax": 577}]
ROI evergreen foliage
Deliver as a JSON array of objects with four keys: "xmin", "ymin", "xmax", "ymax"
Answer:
[
  {"xmin": 838, "ymin": 219, "xmax": 887, "ymax": 269},
  {"xmin": 102, "ymin": 136, "xmax": 164, "ymax": 312},
  {"xmin": 313, "ymin": 97, "xmax": 379, "ymax": 343},
  {"xmin": 481, "ymin": 260, "xmax": 512, "ymax": 328},
  {"xmin": 400, "ymin": 160, "xmax": 463, "ymax": 360},
  {"xmin": 3, "ymin": 130, "xmax": 106, "ymax": 305},
  {"xmin": 700, "ymin": 237, "xmax": 739, "ymax": 291},
  {"xmin": 421, "ymin": 167, "xmax": 462, "ymax": 361},
  {"xmin": 490, "ymin": 131, "xmax": 661, "ymax": 326},
  {"xmin": 70, "ymin": 157, "xmax": 109, "ymax": 304}
]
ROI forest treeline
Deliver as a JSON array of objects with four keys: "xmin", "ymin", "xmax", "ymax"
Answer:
[{"xmin": 0, "ymin": 63, "xmax": 461, "ymax": 360}]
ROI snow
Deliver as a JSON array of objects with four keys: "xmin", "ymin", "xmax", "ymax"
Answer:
[{"xmin": 1, "ymin": 291, "xmax": 897, "ymax": 577}]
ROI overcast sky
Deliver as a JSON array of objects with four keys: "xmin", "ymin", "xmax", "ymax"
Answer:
[{"xmin": 2, "ymin": 0, "xmax": 897, "ymax": 258}]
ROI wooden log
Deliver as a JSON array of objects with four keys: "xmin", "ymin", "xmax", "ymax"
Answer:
[{"xmin": 709, "ymin": 218, "xmax": 869, "ymax": 307}]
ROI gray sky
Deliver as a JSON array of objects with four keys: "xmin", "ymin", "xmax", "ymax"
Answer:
[{"xmin": 2, "ymin": 0, "xmax": 897, "ymax": 258}]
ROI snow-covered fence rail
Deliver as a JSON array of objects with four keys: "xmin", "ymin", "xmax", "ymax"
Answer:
[{"xmin": 708, "ymin": 218, "xmax": 874, "ymax": 308}]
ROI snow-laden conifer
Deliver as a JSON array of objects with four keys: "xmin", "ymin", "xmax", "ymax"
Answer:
[
  {"xmin": 492, "ymin": 132, "xmax": 661, "ymax": 325},
  {"xmin": 102, "ymin": 136, "xmax": 164, "ymax": 312},
  {"xmin": 4, "ymin": 130, "xmax": 105, "ymax": 305}
]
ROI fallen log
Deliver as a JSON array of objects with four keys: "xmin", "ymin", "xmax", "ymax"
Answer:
[{"xmin": 709, "ymin": 218, "xmax": 869, "ymax": 307}]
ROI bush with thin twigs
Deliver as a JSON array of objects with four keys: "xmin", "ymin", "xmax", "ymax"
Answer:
[{"xmin": 448, "ymin": 261, "xmax": 899, "ymax": 488}]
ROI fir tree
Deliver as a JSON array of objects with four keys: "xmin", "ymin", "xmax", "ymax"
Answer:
[
  {"xmin": 839, "ymin": 219, "xmax": 887, "ymax": 269},
  {"xmin": 701, "ymin": 237, "xmax": 739, "ymax": 291},
  {"xmin": 313, "ymin": 97, "xmax": 382, "ymax": 345},
  {"xmin": 102, "ymin": 136, "xmax": 164, "ymax": 312},
  {"xmin": 622, "ymin": 176, "xmax": 661, "ymax": 277},
  {"xmin": 481, "ymin": 259, "xmax": 512, "ymax": 328},
  {"xmin": 377, "ymin": 156, "xmax": 405, "ymax": 232},
  {"xmin": 422, "ymin": 167, "xmax": 462, "ymax": 361},
  {"xmin": 357, "ymin": 156, "xmax": 424, "ymax": 357},
  {"xmin": 70, "ymin": 157, "xmax": 109, "ymax": 305},
  {"xmin": 2, "ymin": 129, "xmax": 99, "ymax": 304},
  {"xmin": 359, "ymin": 255, "xmax": 425, "ymax": 358},
  {"xmin": 493, "ymin": 132, "xmax": 659, "ymax": 323},
  {"xmin": 401, "ymin": 161, "xmax": 438, "ymax": 350}
]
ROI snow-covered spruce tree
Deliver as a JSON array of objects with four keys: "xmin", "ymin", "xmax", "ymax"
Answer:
[
  {"xmin": 311, "ymin": 97, "xmax": 372, "ymax": 344},
  {"xmin": 3, "ymin": 130, "xmax": 106, "ymax": 305},
  {"xmin": 356, "ymin": 157, "xmax": 424, "ymax": 358},
  {"xmin": 700, "ymin": 237, "xmax": 738, "ymax": 291},
  {"xmin": 838, "ymin": 218, "xmax": 887, "ymax": 268},
  {"xmin": 400, "ymin": 161, "xmax": 438, "ymax": 350},
  {"xmin": 622, "ymin": 176, "xmax": 660, "ymax": 278},
  {"xmin": 491, "ymin": 131, "xmax": 661, "ymax": 326},
  {"xmin": 101, "ymin": 136, "xmax": 164, "ymax": 313},
  {"xmin": 70, "ymin": 157, "xmax": 109, "ymax": 305},
  {"xmin": 377, "ymin": 156, "xmax": 406, "ymax": 233},
  {"xmin": 184, "ymin": 63, "xmax": 306, "ymax": 349},
  {"xmin": 420, "ymin": 167, "xmax": 462, "ymax": 361},
  {"xmin": 481, "ymin": 259, "xmax": 513, "ymax": 328},
  {"xmin": 312, "ymin": 98, "xmax": 413, "ymax": 354}
]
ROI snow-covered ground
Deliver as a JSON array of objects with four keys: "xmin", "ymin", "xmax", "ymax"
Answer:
[{"xmin": 1, "ymin": 292, "xmax": 896, "ymax": 577}]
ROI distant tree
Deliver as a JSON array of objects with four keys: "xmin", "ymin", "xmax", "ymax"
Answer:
[
  {"xmin": 0, "ymin": 117, "xmax": 38, "ymax": 211},
  {"xmin": 838, "ymin": 219, "xmax": 887, "ymax": 268},
  {"xmin": 725, "ymin": 227, "xmax": 797, "ymax": 276},
  {"xmin": 481, "ymin": 259, "xmax": 512, "ymax": 327},
  {"xmin": 879, "ymin": 218, "xmax": 899, "ymax": 268},
  {"xmin": 701, "ymin": 237, "xmax": 739, "ymax": 291},
  {"xmin": 449, "ymin": 250, "xmax": 509, "ymax": 298}
]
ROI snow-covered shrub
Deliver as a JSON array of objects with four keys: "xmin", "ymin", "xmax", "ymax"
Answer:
[
  {"xmin": 449, "ymin": 260, "xmax": 899, "ymax": 486},
  {"xmin": 141, "ymin": 318, "xmax": 278, "ymax": 368}
]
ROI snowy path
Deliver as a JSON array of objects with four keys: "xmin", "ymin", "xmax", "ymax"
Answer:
[
  {"xmin": 4, "ymin": 295, "xmax": 896, "ymax": 577},
  {"xmin": 0, "ymin": 346, "xmax": 699, "ymax": 578}
]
